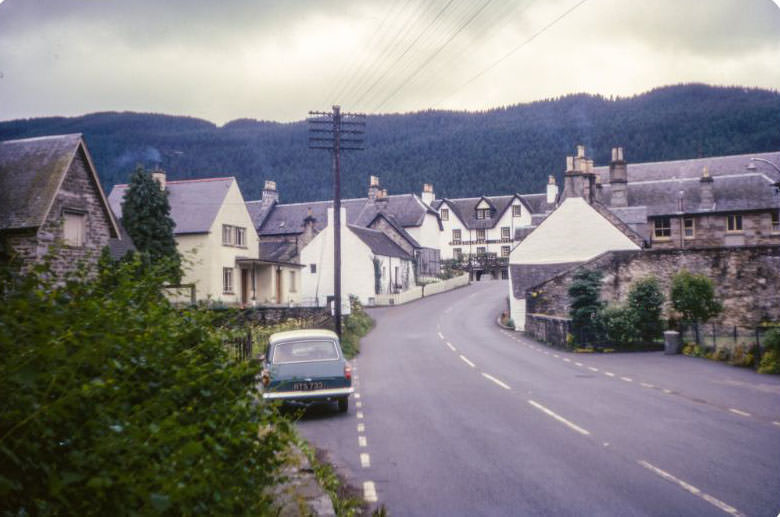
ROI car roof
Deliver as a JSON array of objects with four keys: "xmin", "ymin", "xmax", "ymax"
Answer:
[{"xmin": 269, "ymin": 329, "xmax": 339, "ymax": 344}]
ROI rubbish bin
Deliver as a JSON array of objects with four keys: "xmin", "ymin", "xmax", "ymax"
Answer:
[{"xmin": 664, "ymin": 331, "xmax": 681, "ymax": 355}]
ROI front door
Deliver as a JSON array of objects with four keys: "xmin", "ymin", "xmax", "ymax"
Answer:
[
  {"xmin": 241, "ymin": 269, "xmax": 249, "ymax": 305},
  {"xmin": 275, "ymin": 268, "xmax": 282, "ymax": 304}
]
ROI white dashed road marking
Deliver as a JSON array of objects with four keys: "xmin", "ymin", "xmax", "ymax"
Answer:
[
  {"xmin": 363, "ymin": 481, "xmax": 378, "ymax": 503},
  {"xmin": 355, "ymin": 393, "xmax": 361, "ymax": 399},
  {"xmin": 357, "ymin": 423, "xmax": 365, "ymax": 433},
  {"xmin": 773, "ymin": 421, "xmax": 780, "ymax": 427},
  {"xmin": 605, "ymin": 372, "xmax": 616, "ymax": 377},
  {"xmin": 446, "ymin": 342, "xmax": 456, "ymax": 351},
  {"xmin": 588, "ymin": 367, "xmax": 599, "ymax": 372},
  {"xmin": 528, "ymin": 400, "xmax": 591, "ymax": 436},
  {"xmin": 437, "ymin": 331, "xmax": 444, "ymax": 339},
  {"xmin": 621, "ymin": 377, "xmax": 633, "ymax": 383},
  {"xmin": 563, "ymin": 358, "xmax": 571, "ymax": 363},
  {"xmin": 728, "ymin": 408, "xmax": 751, "ymax": 417},
  {"xmin": 356, "ymin": 401, "xmax": 363, "ymax": 408},
  {"xmin": 459, "ymin": 354, "xmax": 476, "ymax": 368},
  {"xmin": 360, "ymin": 453, "xmax": 371, "ymax": 468},
  {"xmin": 553, "ymin": 354, "xmax": 560, "ymax": 358},
  {"xmin": 637, "ymin": 461, "xmax": 744, "ymax": 516},
  {"xmin": 357, "ymin": 411, "xmax": 364, "ymax": 419},
  {"xmin": 575, "ymin": 362, "xmax": 583, "ymax": 367},
  {"xmin": 358, "ymin": 435, "xmax": 367, "ymax": 447},
  {"xmin": 663, "ymin": 389, "xmax": 672, "ymax": 394},
  {"xmin": 640, "ymin": 382, "xmax": 655, "ymax": 388},
  {"xmin": 482, "ymin": 372, "xmax": 511, "ymax": 390}
]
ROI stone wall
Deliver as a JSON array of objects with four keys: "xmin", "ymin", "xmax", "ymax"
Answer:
[
  {"xmin": 526, "ymin": 314, "xmax": 570, "ymax": 348},
  {"xmin": 649, "ymin": 211, "xmax": 780, "ymax": 250},
  {"xmin": 527, "ymin": 245, "xmax": 780, "ymax": 328}
]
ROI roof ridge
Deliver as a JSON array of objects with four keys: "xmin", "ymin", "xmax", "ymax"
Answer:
[
  {"xmin": 166, "ymin": 176, "xmax": 234, "ymax": 185},
  {"xmin": 592, "ymin": 150, "xmax": 780, "ymax": 170}
]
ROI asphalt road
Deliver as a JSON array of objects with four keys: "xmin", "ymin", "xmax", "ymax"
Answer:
[{"xmin": 296, "ymin": 280, "xmax": 780, "ymax": 516}]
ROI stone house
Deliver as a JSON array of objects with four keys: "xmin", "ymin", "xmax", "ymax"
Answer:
[
  {"xmin": 0, "ymin": 134, "xmax": 120, "ymax": 273},
  {"xmin": 108, "ymin": 174, "xmax": 301, "ymax": 305}
]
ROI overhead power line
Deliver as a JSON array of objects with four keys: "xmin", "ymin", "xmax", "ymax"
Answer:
[{"xmin": 435, "ymin": 0, "xmax": 589, "ymax": 108}]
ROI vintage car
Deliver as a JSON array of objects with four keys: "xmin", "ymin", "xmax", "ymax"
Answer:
[{"xmin": 260, "ymin": 329, "xmax": 353, "ymax": 412}]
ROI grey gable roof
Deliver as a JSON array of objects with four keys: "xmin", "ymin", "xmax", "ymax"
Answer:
[
  {"xmin": 254, "ymin": 193, "xmax": 433, "ymax": 236},
  {"xmin": 367, "ymin": 212, "xmax": 421, "ymax": 249},
  {"xmin": 349, "ymin": 225, "xmax": 411, "ymax": 259},
  {"xmin": 246, "ymin": 200, "xmax": 276, "ymax": 230},
  {"xmin": 108, "ymin": 177, "xmax": 234, "ymax": 234},
  {"xmin": 0, "ymin": 134, "xmax": 119, "ymax": 236},
  {"xmin": 440, "ymin": 194, "xmax": 522, "ymax": 230}
]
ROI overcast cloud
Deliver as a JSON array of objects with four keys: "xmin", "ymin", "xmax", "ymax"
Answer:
[{"xmin": 0, "ymin": 0, "xmax": 778, "ymax": 124}]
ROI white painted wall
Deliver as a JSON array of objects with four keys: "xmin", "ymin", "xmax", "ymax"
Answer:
[
  {"xmin": 508, "ymin": 197, "xmax": 641, "ymax": 330},
  {"xmin": 406, "ymin": 210, "xmax": 441, "ymax": 250}
]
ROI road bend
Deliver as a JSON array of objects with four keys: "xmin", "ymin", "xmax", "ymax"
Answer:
[{"xmin": 297, "ymin": 280, "xmax": 780, "ymax": 516}]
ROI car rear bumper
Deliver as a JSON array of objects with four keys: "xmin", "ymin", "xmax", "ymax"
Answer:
[{"xmin": 262, "ymin": 386, "xmax": 354, "ymax": 401}]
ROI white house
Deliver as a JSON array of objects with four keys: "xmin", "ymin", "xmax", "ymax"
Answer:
[
  {"xmin": 508, "ymin": 196, "xmax": 642, "ymax": 330},
  {"xmin": 108, "ymin": 174, "xmax": 301, "ymax": 305},
  {"xmin": 300, "ymin": 207, "xmax": 415, "ymax": 306}
]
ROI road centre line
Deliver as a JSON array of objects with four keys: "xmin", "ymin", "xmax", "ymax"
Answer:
[
  {"xmin": 358, "ymin": 436, "xmax": 367, "ymax": 447},
  {"xmin": 360, "ymin": 453, "xmax": 371, "ymax": 468},
  {"xmin": 363, "ymin": 481, "xmax": 378, "ymax": 503},
  {"xmin": 640, "ymin": 382, "xmax": 655, "ymax": 388},
  {"xmin": 446, "ymin": 341, "xmax": 456, "ymax": 351},
  {"xmin": 528, "ymin": 400, "xmax": 591, "ymax": 436},
  {"xmin": 356, "ymin": 401, "xmax": 363, "ymax": 408},
  {"xmin": 728, "ymin": 408, "xmax": 751, "ymax": 417},
  {"xmin": 460, "ymin": 354, "xmax": 476, "ymax": 368},
  {"xmin": 575, "ymin": 362, "xmax": 583, "ymax": 367},
  {"xmin": 357, "ymin": 423, "xmax": 365, "ymax": 433},
  {"xmin": 481, "ymin": 372, "xmax": 511, "ymax": 390},
  {"xmin": 637, "ymin": 460, "xmax": 744, "ymax": 516},
  {"xmin": 773, "ymin": 421, "xmax": 780, "ymax": 427},
  {"xmin": 355, "ymin": 393, "xmax": 361, "ymax": 399},
  {"xmin": 588, "ymin": 367, "xmax": 599, "ymax": 372},
  {"xmin": 621, "ymin": 377, "xmax": 633, "ymax": 383},
  {"xmin": 357, "ymin": 411, "xmax": 364, "ymax": 419},
  {"xmin": 604, "ymin": 372, "xmax": 616, "ymax": 377},
  {"xmin": 563, "ymin": 357, "xmax": 571, "ymax": 362},
  {"xmin": 553, "ymin": 354, "xmax": 560, "ymax": 358},
  {"xmin": 437, "ymin": 331, "xmax": 444, "ymax": 339}
]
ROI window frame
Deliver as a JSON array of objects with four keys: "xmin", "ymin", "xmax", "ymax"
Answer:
[
  {"xmin": 683, "ymin": 217, "xmax": 695, "ymax": 239},
  {"xmin": 501, "ymin": 245, "xmax": 510, "ymax": 257},
  {"xmin": 222, "ymin": 224, "xmax": 234, "ymax": 246},
  {"xmin": 440, "ymin": 208, "xmax": 449, "ymax": 221},
  {"xmin": 726, "ymin": 214, "xmax": 743, "ymax": 233},
  {"xmin": 452, "ymin": 229, "xmax": 462, "ymax": 245},
  {"xmin": 771, "ymin": 210, "xmax": 780, "ymax": 234},
  {"xmin": 653, "ymin": 217, "xmax": 671, "ymax": 239},
  {"xmin": 235, "ymin": 226, "xmax": 246, "ymax": 248},
  {"xmin": 453, "ymin": 248, "xmax": 462, "ymax": 260},
  {"xmin": 63, "ymin": 210, "xmax": 87, "ymax": 247},
  {"xmin": 223, "ymin": 267, "xmax": 234, "ymax": 294},
  {"xmin": 476, "ymin": 246, "xmax": 486, "ymax": 255},
  {"xmin": 501, "ymin": 226, "xmax": 510, "ymax": 242},
  {"xmin": 512, "ymin": 205, "xmax": 522, "ymax": 217},
  {"xmin": 289, "ymin": 270, "xmax": 297, "ymax": 292},
  {"xmin": 476, "ymin": 228, "xmax": 486, "ymax": 243},
  {"xmin": 310, "ymin": 264, "xmax": 317, "ymax": 274}
]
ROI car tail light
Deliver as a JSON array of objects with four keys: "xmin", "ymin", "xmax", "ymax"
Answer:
[
  {"xmin": 261, "ymin": 369, "xmax": 270, "ymax": 387},
  {"xmin": 344, "ymin": 362, "xmax": 352, "ymax": 382}
]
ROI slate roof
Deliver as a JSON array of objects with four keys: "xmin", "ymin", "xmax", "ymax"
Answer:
[
  {"xmin": 246, "ymin": 200, "xmax": 276, "ymax": 231},
  {"xmin": 259, "ymin": 240, "xmax": 298, "ymax": 263},
  {"xmin": 349, "ymin": 225, "xmax": 412, "ymax": 259},
  {"xmin": 108, "ymin": 177, "xmax": 234, "ymax": 234},
  {"xmin": 517, "ymin": 193, "xmax": 553, "ymax": 215},
  {"xmin": 439, "ymin": 195, "xmax": 516, "ymax": 230},
  {"xmin": 0, "ymin": 134, "xmax": 118, "ymax": 237},
  {"xmin": 367, "ymin": 212, "xmax": 421, "ymax": 249},
  {"xmin": 254, "ymin": 193, "xmax": 436, "ymax": 236},
  {"xmin": 108, "ymin": 218, "xmax": 137, "ymax": 260}
]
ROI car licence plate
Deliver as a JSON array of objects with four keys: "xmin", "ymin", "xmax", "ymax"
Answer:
[{"xmin": 292, "ymin": 381, "xmax": 325, "ymax": 391}]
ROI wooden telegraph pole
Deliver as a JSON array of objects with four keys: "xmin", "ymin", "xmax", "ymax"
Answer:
[{"xmin": 308, "ymin": 106, "xmax": 365, "ymax": 338}]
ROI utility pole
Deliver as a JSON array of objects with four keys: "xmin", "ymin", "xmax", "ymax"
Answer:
[{"xmin": 308, "ymin": 106, "xmax": 366, "ymax": 338}]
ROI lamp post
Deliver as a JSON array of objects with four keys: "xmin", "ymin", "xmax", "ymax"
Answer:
[{"xmin": 750, "ymin": 157, "xmax": 780, "ymax": 193}]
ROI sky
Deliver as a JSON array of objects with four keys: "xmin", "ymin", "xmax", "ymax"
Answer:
[{"xmin": 1, "ymin": 0, "xmax": 779, "ymax": 125}]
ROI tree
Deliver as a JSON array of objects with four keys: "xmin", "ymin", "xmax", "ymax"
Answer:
[
  {"xmin": 627, "ymin": 277, "xmax": 665, "ymax": 343},
  {"xmin": 121, "ymin": 165, "xmax": 181, "ymax": 283},
  {"xmin": 670, "ymin": 270, "xmax": 723, "ymax": 343},
  {"xmin": 568, "ymin": 269, "xmax": 605, "ymax": 346}
]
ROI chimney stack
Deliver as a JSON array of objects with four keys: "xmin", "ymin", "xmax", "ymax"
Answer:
[
  {"xmin": 151, "ymin": 168, "xmax": 166, "ymax": 191},
  {"xmin": 376, "ymin": 188, "xmax": 389, "ymax": 210},
  {"xmin": 546, "ymin": 175, "xmax": 559, "ymax": 205},
  {"xmin": 300, "ymin": 207, "xmax": 317, "ymax": 248},
  {"xmin": 562, "ymin": 145, "xmax": 596, "ymax": 203},
  {"xmin": 609, "ymin": 146, "xmax": 628, "ymax": 208},
  {"xmin": 368, "ymin": 175, "xmax": 381, "ymax": 201},
  {"xmin": 699, "ymin": 167, "xmax": 714, "ymax": 210},
  {"xmin": 262, "ymin": 180, "xmax": 278, "ymax": 206},
  {"xmin": 421, "ymin": 183, "xmax": 435, "ymax": 206}
]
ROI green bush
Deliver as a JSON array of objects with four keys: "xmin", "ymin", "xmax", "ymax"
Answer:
[
  {"xmin": 627, "ymin": 277, "xmax": 665, "ymax": 343},
  {"xmin": 568, "ymin": 269, "xmax": 605, "ymax": 346},
  {"xmin": 341, "ymin": 297, "xmax": 374, "ymax": 359},
  {"xmin": 0, "ymin": 257, "xmax": 291, "ymax": 515},
  {"xmin": 758, "ymin": 330, "xmax": 780, "ymax": 374},
  {"xmin": 602, "ymin": 305, "xmax": 638, "ymax": 349}
]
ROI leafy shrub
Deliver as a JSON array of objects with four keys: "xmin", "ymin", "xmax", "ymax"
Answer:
[
  {"xmin": 627, "ymin": 277, "xmax": 665, "ymax": 343},
  {"xmin": 602, "ymin": 305, "xmax": 638, "ymax": 349},
  {"xmin": 568, "ymin": 269, "xmax": 605, "ymax": 346},
  {"xmin": 758, "ymin": 330, "xmax": 780, "ymax": 374},
  {"xmin": 670, "ymin": 270, "xmax": 722, "ymax": 343},
  {"xmin": 341, "ymin": 297, "xmax": 374, "ymax": 359},
  {"xmin": 711, "ymin": 347, "xmax": 730, "ymax": 362},
  {"xmin": 0, "ymin": 257, "xmax": 291, "ymax": 515},
  {"xmin": 729, "ymin": 345, "xmax": 755, "ymax": 368}
]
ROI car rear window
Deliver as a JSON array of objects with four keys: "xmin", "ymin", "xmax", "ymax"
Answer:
[{"xmin": 271, "ymin": 340, "xmax": 340, "ymax": 364}]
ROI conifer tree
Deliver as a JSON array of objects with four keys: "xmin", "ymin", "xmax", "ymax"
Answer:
[{"xmin": 121, "ymin": 165, "xmax": 181, "ymax": 283}]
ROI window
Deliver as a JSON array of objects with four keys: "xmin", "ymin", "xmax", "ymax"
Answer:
[
  {"xmin": 653, "ymin": 217, "xmax": 671, "ymax": 239},
  {"xmin": 452, "ymin": 229, "xmax": 462, "ymax": 245},
  {"xmin": 223, "ymin": 267, "xmax": 234, "ymax": 293},
  {"xmin": 289, "ymin": 271, "xmax": 296, "ymax": 292},
  {"xmin": 476, "ymin": 247, "xmax": 486, "ymax": 255},
  {"xmin": 512, "ymin": 205, "xmax": 522, "ymax": 217},
  {"xmin": 501, "ymin": 226, "xmax": 510, "ymax": 242},
  {"xmin": 453, "ymin": 248, "xmax": 462, "ymax": 260},
  {"xmin": 501, "ymin": 245, "xmax": 510, "ymax": 257},
  {"xmin": 310, "ymin": 264, "xmax": 317, "ymax": 273},
  {"xmin": 235, "ymin": 227, "xmax": 246, "ymax": 247},
  {"xmin": 222, "ymin": 224, "xmax": 234, "ymax": 245},
  {"xmin": 772, "ymin": 211, "xmax": 780, "ymax": 233},
  {"xmin": 476, "ymin": 208, "xmax": 490, "ymax": 220},
  {"xmin": 476, "ymin": 229, "xmax": 486, "ymax": 243},
  {"xmin": 726, "ymin": 214, "xmax": 743, "ymax": 233},
  {"xmin": 683, "ymin": 217, "xmax": 695, "ymax": 239},
  {"xmin": 440, "ymin": 208, "xmax": 449, "ymax": 221},
  {"xmin": 63, "ymin": 211, "xmax": 86, "ymax": 247}
]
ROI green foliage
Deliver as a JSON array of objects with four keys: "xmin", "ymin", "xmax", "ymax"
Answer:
[
  {"xmin": 341, "ymin": 297, "xmax": 374, "ymax": 359},
  {"xmin": 602, "ymin": 305, "xmax": 638, "ymax": 348},
  {"xmin": 729, "ymin": 344, "xmax": 755, "ymax": 368},
  {"xmin": 758, "ymin": 329, "xmax": 780, "ymax": 374},
  {"xmin": 627, "ymin": 277, "xmax": 665, "ymax": 343},
  {"xmin": 372, "ymin": 257, "xmax": 381, "ymax": 295},
  {"xmin": 0, "ymin": 257, "xmax": 292, "ymax": 515},
  {"xmin": 2, "ymin": 85, "xmax": 778, "ymax": 204},
  {"xmin": 121, "ymin": 165, "xmax": 182, "ymax": 283},
  {"xmin": 671, "ymin": 270, "xmax": 723, "ymax": 331},
  {"xmin": 568, "ymin": 269, "xmax": 604, "ymax": 345}
]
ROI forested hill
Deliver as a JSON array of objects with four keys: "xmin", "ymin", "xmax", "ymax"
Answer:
[{"xmin": 1, "ymin": 84, "xmax": 778, "ymax": 203}]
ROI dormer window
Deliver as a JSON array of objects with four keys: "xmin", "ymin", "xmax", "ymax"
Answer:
[
  {"xmin": 512, "ymin": 205, "xmax": 522, "ymax": 217},
  {"xmin": 441, "ymin": 208, "xmax": 449, "ymax": 221},
  {"xmin": 476, "ymin": 208, "xmax": 490, "ymax": 220}
]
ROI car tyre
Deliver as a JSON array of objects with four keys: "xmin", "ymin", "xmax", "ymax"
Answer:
[{"xmin": 337, "ymin": 397, "xmax": 349, "ymax": 413}]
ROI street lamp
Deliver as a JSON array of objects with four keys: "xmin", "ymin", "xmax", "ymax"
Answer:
[{"xmin": 750, "ymin": 157, "xmax": 780, "ymax": 193}]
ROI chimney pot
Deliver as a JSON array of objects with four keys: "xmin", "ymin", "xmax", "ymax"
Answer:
[
  {"xmin": 262, "ymin": 179, "xmax": 279, "ymax": 205},
  {"xmin": 264, "ymin": 180, "xmax": 277, "ymax": 191},
  {"xmin": 577, "ymin": 145, "xmax": 585, "ymax": 158},
  {"xmin": 566, "ymin": 156, "xmax": 574, "ymax": 171},
  {"xmin": 370, "ymin": 175, "xmax": 380, "ymax": 187},
  {"xmin": 151, "ymin": 169, "xmax": 166, "ymax": 190}
]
